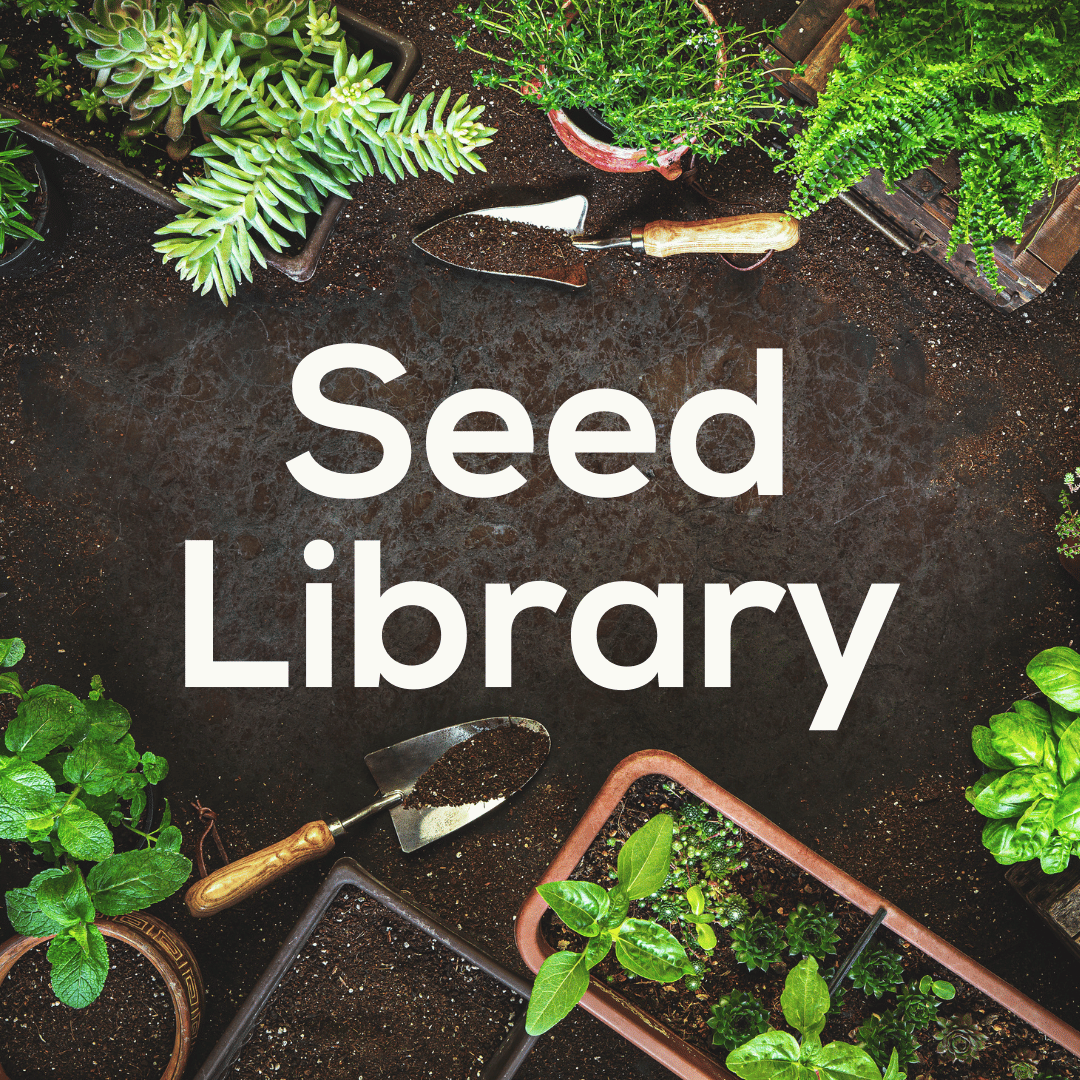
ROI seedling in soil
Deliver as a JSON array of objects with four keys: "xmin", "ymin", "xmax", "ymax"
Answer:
[
  {"xmin": 706, "ymin": 989, "xmax": 770, "ymax": 1052},
  {"xmin": 726, "ymin": 956, "xmax": 904, "ymax": 1080},
  {"xmin": 526, "ymin": 813, "xmax": 697, "ymax": 1035}
]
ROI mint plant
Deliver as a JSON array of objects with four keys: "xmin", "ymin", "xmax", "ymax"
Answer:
[
  {"xmin": 726, "ymin": 957, "xmax": 904, "ymax": 1080},
  {"xmin": 525, "ymin": 813, "xmax": 696, "ymax": 1035},
  {"xmin": 0, "ymin": 637, "xmax": 191, "ymax": 1008},
  {"xmin": 967, "ymin": 646, "xmax": 1080, "ymax": 874}
]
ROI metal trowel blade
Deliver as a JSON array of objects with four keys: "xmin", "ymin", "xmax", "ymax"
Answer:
[
  {"xmin": 412, "ymin": 195, "xmax": 590, "ymax": 287},
  {"xmin": 364, "ymin": 716, "xmax": 549, "ymax": 853}
]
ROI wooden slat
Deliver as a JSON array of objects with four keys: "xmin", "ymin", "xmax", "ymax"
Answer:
[{"xmin": 772, "ymin": 0, "xmax": 852, "ymax": 63}]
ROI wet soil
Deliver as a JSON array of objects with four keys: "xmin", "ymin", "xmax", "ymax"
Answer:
[
  {"xmin": 230, "ymin": 886, "xmax": 523, "ymax": 1080},
  {"xmin": 417, "ymin": 215, "xmax": 584, "ymax": 282},
  {"xmin": 543, "ymin": 775, "xmax": 1080, "ymax": 1079},
  {"xmin": 404, "ymin": 724, "xmax": 549, "ymax": 808},
  {"xmin": 0, "ymin": 937, "xmax": 175, "ymax": 1080}
]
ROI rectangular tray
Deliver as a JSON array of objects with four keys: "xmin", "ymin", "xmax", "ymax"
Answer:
[{"xmin": 0, "ymin": 6, "xmax": 420, "ymax": 283}]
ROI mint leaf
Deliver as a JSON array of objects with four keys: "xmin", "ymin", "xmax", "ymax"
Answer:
[
  {"xmin": 37, "ymin": 867, "xmax": 95, "ymax": 927},
  {"xmin": 63, "ymin": 734, "xmax": 139, "ymax": 796},
  {"xmin": 57, "ymin": 806, "xmax": 114, "ymax": 862},
  {"xmin": 0, "ymin": 799, "xmax": 33, "ymax": 840},
  {"xmin": 0, "ymin": 672, "xmax": 22, "ymax": 698},
  {"xmin": 47, "ymin": 924, "xmax": 109, "ymax": 1008},
  {"xmin": 87, "ymin": 848, "xmax": 191, "ymax": 915},
  {"xmin": 4, "ymin": 687, "xmax": 86, "ymax": 760},
  {"xmin": 525, "ymin": 951, "xmax": 589, "ymax": 1035},
  {"xmin": 6, "ymin": 869, "xmax": 68, "ymax": 936},
  {"xmin": 82, "ymin": 697, "xmax": 131, "ymax": 743},
  {"xmin": 155, "ymin": 825, "xmax": 183, "ymax": 853},
  {"xmin": 0, "ymin": 758, "xmax": 57, "ymax": 808},
  {"xmin": 0, "ymin": 637, "xmax": 25, "ymax": 667},
  {"xmin": 139, "ymin": 751, "xmax": 168, "ymax": 785},
  {"xmin": 617, "ymin": 813, "xmax": 673, "ymax": 899}
]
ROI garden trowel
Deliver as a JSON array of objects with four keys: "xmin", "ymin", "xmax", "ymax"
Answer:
[
  {"xmin": 411, "ymin": 194, "xmax": 800, "ymax": 286},
  {"xmin": 184, "ymin": 716, "xmax": 549, "ymax": 916}
]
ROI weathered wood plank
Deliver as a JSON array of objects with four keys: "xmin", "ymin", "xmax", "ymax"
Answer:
[{"xmin": 1007, "ymin": 862, "xmax": 1080, "ymax": 966}]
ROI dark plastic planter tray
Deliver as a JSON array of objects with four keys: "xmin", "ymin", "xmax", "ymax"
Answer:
[
  {"xmin": 191, "ymin": 858, "xmax": 538, "ymax": 1080},
  {"xmin": 0, "ymin": 7, "xmax": 419, "ymax": 283},
  {"xmin": 516, "ymin": 750, "xmax": 1080, "ymax": 1080}
]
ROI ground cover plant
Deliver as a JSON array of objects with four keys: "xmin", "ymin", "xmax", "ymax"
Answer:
[
  {"xmin": 780, "ymin": 0, "xmax": 1080, "ymax": 289},
  {"xmin": 0, "ymin": 636, "xmax": 190, "ymax": 1008},
  {"xmin": 537, "ymin": 775, "xmax": 1080, "ymax": 1077},
  {"xmin": 452, "ymin": 0, "xmax": 789, "ymax": 164},
  {"xmin": 967, "ymin": 646, "xmax": 1080, "ymax": 873}
]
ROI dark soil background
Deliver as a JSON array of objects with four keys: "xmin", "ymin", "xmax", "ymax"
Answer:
[{"xmin": 2, "ymin": 0, "xmax": 1080, "ymax": 1074}]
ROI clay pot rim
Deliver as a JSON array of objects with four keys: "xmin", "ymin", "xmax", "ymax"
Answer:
[
  {"xmin": 515, "ymin": 749, "xmax": 1080, "ymax": 1080},
  {"xmin": 0, "ymin": 914, "xmax": 199, "ymax": 1080}
]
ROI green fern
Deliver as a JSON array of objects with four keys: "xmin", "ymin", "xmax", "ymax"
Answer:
[{"xmin": 779, "ymin": 0, "xmax": 1080, "ymax": 288}]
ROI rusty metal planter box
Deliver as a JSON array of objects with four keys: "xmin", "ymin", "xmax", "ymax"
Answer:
[
  {"xmin": 767, "ymin": 0, "xmax": 1080, "ymax": 312},
  {"xmin": 516, "ymin": 750, "xmax": 1080, "ymax": 1080},
  {"xmin": 0, "ymin": 7, "xmax": 419, "ymax": 284}
]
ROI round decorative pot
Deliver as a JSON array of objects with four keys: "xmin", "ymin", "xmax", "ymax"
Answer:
[
  {"xmin": 0, "ymin": 912, "xmax": 203, "ymax": 1080},
  {"xmin": 1059, "ymin": 548, "xmax": 1080, "ymax": 584},
  {"xmin": 0, "ymin": 149, "xmax": 68, "ymax": 279}
]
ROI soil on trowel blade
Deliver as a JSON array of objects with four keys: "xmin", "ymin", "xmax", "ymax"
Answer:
[
  {"xmin": 404, "ymin": 725, "xmax": 548, "ymax": 809},
  {"xmin": 230, "ymin": 887, "xmax": 524, "ymax": 1080},
  {"xmin": 419, "ymin": 214, "xmax": 584, "ymax": 280}
]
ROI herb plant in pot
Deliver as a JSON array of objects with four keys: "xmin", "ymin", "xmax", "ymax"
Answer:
[
  {"xmin": 0, "ymin": 636, "xmax": 202, "ymax": 1080},
  {"xmin": 1056, "ymin": 471, "xmax": 1080, "ymax": 583},
  {"xmin": 453, "ymin": 0, "xmax": 788, "ymax": 179},
  {"xmin": 0, "ymin": 117, "xmax": 64, "ymax": 277}
]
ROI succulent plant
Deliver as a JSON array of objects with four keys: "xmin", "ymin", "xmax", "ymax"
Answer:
[
  {"xmin": 858, "ymin": 1008, "xmax": 920, "ymax": 1070},
  {"xmin": 707, "ymin": 990, "xmax": 770, "ymax": 1052},
  {"xmin": 848, "ymin": 942, "xmax": 905, "ymax": 998},
  {"xmin": 72, "ymin": 87, "xmax": 111, "ymax": 123},
  {"xmin": 935, "ymin": 1013, "xmax": 988, "ymax": 1064},
  {"xmin": 785, "ymin": 902, "xmax": 840, "ymax": 959},
  {"xmin": 896, "ymin": 974, "xmax": 955, "ymax": 1028},
  {"xmin": 730, "ymin": 911, "xmax": 786, "ymax": 971}
]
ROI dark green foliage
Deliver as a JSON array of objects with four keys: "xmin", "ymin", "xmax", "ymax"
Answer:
[
  {"xmin": 780, "ymin": 0, "xmax": 1080, "ymax": 288},
  {"xmin": 896, "ymin": 974, "xmax": 955, "ymax": 1027},
  {"xmin": 707, "ymin": 989, "xmax": 770, "ymax": 1052},
  {"xmin": 454, "ymin": 0, "xmax": 791, "ymax": 163},
  {"xmin": 935, "ymin": 1013, "xmax": 988, "ymax": 1063},
  {"xmin": 0, "ymin": 123, "xmax": 43, "ymax": 252},
  {"xmin": 730, "ymin": 911, "xmax": 786, "ymax": 971},
  {"xmin": 848, "ymin": 943, "xmax": 905, "ymax": 997},
  {"xmin": 785, "ymin": 902, "xmax": 840, "ymax": 959},
  {"xmin": 858, "ymin": 1008, "xmax": 920, "ymax": 1069}
]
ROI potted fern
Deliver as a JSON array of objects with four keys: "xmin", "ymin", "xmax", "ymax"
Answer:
[
  {"xmin": 453, "ymin": 0, "xmax": 787, "ymax": 179},
  {"xmin": 778, "ymin": 0, "xmax": 1080, "ymax": 290}
]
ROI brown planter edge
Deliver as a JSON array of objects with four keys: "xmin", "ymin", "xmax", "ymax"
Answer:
[
  {"xmin": 0, "ymin": 7, "xmax": 419, "ymax": 284},
  {"xmin": 191, "ymin": 857, "xmax": 538, "ymax": 1080},
  {"xmin": 515, "ymin": 749, "xmax": 1080, "ymax": 1080},
  {"xmin": 0, "ymin": 911, "xmax": 204, "ymax": 1080}
]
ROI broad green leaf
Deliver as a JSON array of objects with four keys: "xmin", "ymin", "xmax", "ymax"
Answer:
[
  {"xmin": 781, "ymin": 957, "xmax": 830, "ymax": 1038},
  {"xmin": 63, "ymin": 734, "xmax": 139, "ymax": 796},
  {"xmin": 613, "ymin": 918, "xmax": 688, "ymax": 982},
  {"xmin": 140, "ymin": 750, "xmax": 168, "ymax": 785},
  {"xmin": 1059, "ymin": 719, "xmax": 1080, "ymax": 785},
  {"xmin": 1040, "ymin": 834, "xmax": 1072, "ymax": 874},
  {"xmin": 583, "ymin": 933, "xmax": 612, "ymax": 968},
  {"xmin": 82, "ymin": 697, "xmax": 131, "ymax": 743},
  {"xmin": 6, "ymin": 869, "xmax": 68, "ymax": 936},
  {"xmin": 37, "ymin": 867, "xmax": 95, "ymax": 927},
  {"xmin": 38, "ymin": 750, "xmax": 67, "ymax": 784},
  {"xmin": 57, "ymin": 807, "xmax": 114, "ymax": 862},
  {"xmin": 686, "ymin": 884, "xmax": 705, "ymax": 915},
  {"xmin": 537, "ymin": 881, "xmax": 609, "ymax": 937},
  {"xmin": 1012, "ymin": 700, "xmax": 1051, "ymax": 729},
  {"xmin": 1050, "ymin": 700, "xmax": 1077, "ymax": 739},
  {"xmin": 931, "ymin": 979, "xmax": 955, "ymax": 1000},
  {"xmin": 973, "ymin": 767, "xmax": 1059, "ymax": 819},
  {"xmin": 882, "ymin": 1048, "xmax": 903, "ymax": 1080},
  {"xmin": 0, "ymin": 758, "xmax": 56, "ymax": 808},
  {"xmin": 0, "ymin": 636, "xmax": 25, "ymax": 667},
  {"xmin": 726, "ymin": 1030, "xmax": 803, "ymax": 1080},
  {"xmin": 617, "ymin": 814, "xmax": 673, "ymax": 899},
  {"xmin": 82, "ymin": 790, "xmax": 121, "ymax": 827},
  {"xmin": 600, "ymin": 884, "xmax": 629, "ymax": 929},
  {"xmin": 1014, "ymin": 797, "xmax": 1055, "ymax": 849},
  {"xmin": 0, "ymin": 672, "xmax": 22, "ymax": 697},
  {"xmin": 965, "ymin": 771, "xmax": 1003, "ymax": 807},
  {"xmin": 86, "ymin": 848, "xmax": 191, "ymax": 915},
  {"xmin": 5, "ymin": 687, "xmax": 86, "ymax": 759},
  {"xmin": 812, "ymin": 1040, "xmax": 883, "ymax": 1080},
  {"xmin": 0, "ymin": 798, "xmax": 33, "ymax": 840},
  {"xmin": 525, "ymin": 951, "xmax": 589, "ymax": 1035},
  {"xmin": 47, "ymin": 924, "xmax": 109, "ymax": 1008},
  {"xmin": 1053, "ymin": 781, "xmax": 1080, "ymax": 838},
  {"xmin": 989, "ymin": 714, "xmax": 1053, "ymax": 768},
  {"xmin": 971, "ymin": 725, "xmax": 1012, "ymax": 770},
  {"xmin": 696, "ymin": 922, "xmax": 717, "ymax": 950},
  {"xmin": 1028, "ymin": 648, "xmax": 1080, "ymax": 711},
  {"xmin": 981, "ymin": 818, "xmax": 1027, "ymax": 864}
]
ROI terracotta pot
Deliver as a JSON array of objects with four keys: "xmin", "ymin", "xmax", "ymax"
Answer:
[
  {"xmin": 0, "ymin": 148, "xmax": 67, "ymax": 278},
  {"xmin": 515, "ymin": 749, "xmax": 1080, "ymax": 1080},
  {"xmin": 0, "ymin": 912, "xmax": 204, "ymax": 1080},
  {"xmin": 1059, "ymin": 548, "xmax": 1080, "ymax": 584}
]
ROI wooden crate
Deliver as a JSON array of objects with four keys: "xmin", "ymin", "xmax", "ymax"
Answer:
[
  {"xmin": 1006, "ymin": 861, "xmax": 1080, "ymax": 966},
  {"xmin": 768, "ymin": 0, "xmax": 1080, "ymax": 311}
]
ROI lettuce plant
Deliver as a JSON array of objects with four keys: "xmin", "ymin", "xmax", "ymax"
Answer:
[
  {"xmin": 525, "ymin": 813, "xmax": 695, "ymax": 1035},
  {"xmin": 726, "ymin": 957, "xmax": 904, "ymax": 1080},
  {"xmin": 967, "ymin": 646, "xmax": 1080, "ymax": 873},
  {"xmin": 0, "ymin": 637, "xmax": 191, "ymax": 1008}
]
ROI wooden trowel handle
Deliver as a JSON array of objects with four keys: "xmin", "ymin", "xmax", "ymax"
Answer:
[
  {"xmin": 185, "ymin": 820, "xmax": 336, "ymax": 917},
  {"xmin": 641, "ymin": 213, "xmax": 799, "ymax": 257}
]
